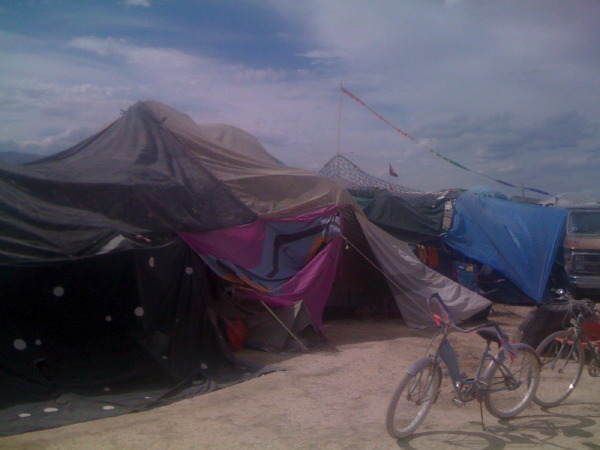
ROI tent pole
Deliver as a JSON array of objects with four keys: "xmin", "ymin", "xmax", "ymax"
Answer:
[
  {"xmin": 336, "ymin": 81, "xmax": 344, "ymax": 156},
  {"xmin": 259, "ymin": 300, "xmax": 309, "ymax": 352}
]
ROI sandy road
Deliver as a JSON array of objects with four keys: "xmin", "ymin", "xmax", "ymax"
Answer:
[{"xmin": 2, "ymin": 305, "xmax": 599, "ymax": 449}]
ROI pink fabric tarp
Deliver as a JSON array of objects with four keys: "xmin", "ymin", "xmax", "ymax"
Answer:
[
  {"xmin": 243, "ymin": 235, "xmax": 342, "ymax": 326},
  {"xmin": 179, "ymin": 206, "xmax": 342, "ymax": 326}
]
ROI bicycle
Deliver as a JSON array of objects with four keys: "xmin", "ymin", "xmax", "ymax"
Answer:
[
  {"xmin": 533, "ymin": 289, "xmax": 600, "ymax": 408},
  {"xmin": 386, "ymin": 293, "xmax": 540, "ymax": 439}
]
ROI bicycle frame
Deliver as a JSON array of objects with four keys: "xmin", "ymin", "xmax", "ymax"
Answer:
[
  {"xmin": 571, "ymin": 313, "xmax": 600, "ymax": 374},
  {"xmin": 386, "ymin": 293, "xmax": 540, "ymax": 439},
  {"xmin": 431, "ymin": 323, "xmax": 522, "ymax": 403},
  {"xmin": 550, "ymin": 289, "xmax": 600, "ymax": 364}
]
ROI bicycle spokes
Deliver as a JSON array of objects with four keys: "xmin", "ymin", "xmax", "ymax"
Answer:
[
  {"xmin": 484, "ymin": 346, "xmax": 539, "ymax": 419},
  {"xmin": 386, "ymin": 360, "xmax": 440, "ymax": 439},
  {"xmin": 407, "ymin": 369, "xmax": 434, "ymax": 404},
  {"xmin": 534, "ymin": 329, "xmax": 583, "ymax": 408}
]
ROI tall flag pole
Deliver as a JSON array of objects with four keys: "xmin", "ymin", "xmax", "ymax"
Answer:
[
  {"xmin": 340, "ymin": 83, "xmax": 551, "ymax": 196},
  {"xmin": 336, "ymin": 81, "xmax": 344, "ymax": 156}
]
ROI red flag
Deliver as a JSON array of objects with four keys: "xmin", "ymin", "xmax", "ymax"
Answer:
[{"xmin": 389, "ymin": 162, "xmax": 398, "ymax": 177}]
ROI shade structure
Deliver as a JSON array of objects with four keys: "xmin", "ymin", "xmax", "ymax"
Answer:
[{"xmin": 444, "ymin": 192, "xmax": 567, "ymax": 303}]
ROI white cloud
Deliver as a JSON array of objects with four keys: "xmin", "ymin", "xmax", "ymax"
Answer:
[
  {"xmin": 266, "ymin": 1, "xmax": 600, "ymax": 123},
  {"xmin": 3, "ymin": 32, "xmax": 332, "ymax": 162},
  {"xmin": 2, "ymin": 2, "xmax": 600, "ymax": 199},
  {"xmin": 296, "ymin": 49, "xmax": 347, "ymax": 62},
  {"xmin": 67, "ymin": 36, "xmax": 289, "ymax": 83},
  {"xmin": 23, "ymin": 126, "xmax": 95, "ymax": 151},
  {"xmin": 68, "ymin": 36, "xmax": 129, "ymax": 57},
  {"xmin": 122, "ymin": 0, "xmax": 151, "ymax": 7}
]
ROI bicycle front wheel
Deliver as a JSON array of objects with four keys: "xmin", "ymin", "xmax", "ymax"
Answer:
[
  {"xmin": 483, "ymin": 344, "xmax": 540, "ymax": 419},
  {"xmin": 385, "ymin": 357, "xmax": 441, "ymax": 439},
  {"xmin": 534, "ymin": 329, "xmax": 584, "ymax": 407}
]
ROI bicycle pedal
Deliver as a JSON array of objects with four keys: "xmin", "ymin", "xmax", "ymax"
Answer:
[{"xmin": 452, "ymin": 398, "xmax": 465, "ymax": 408}]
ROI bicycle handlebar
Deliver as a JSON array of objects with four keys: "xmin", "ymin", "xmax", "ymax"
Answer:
[
  {"xmin": 579, "ymin": 307, "xmax": 600, "ymax": 325},
  {"xmin": 429, "ymin": 293, "xmax": 498, "ymax": 332},
  {"xmin": 555, "ymin": 293, "xmax": 600, "ymax": 322}
]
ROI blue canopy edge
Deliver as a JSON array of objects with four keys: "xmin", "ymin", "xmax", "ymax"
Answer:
[{"xmin": 444, "ymin": 192, "xmax": 567, "ymax": 303}]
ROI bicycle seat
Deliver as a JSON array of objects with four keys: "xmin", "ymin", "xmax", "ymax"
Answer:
[{"xmin": 477, "ymin": 328, "xmax": 502, "ymax": 348}]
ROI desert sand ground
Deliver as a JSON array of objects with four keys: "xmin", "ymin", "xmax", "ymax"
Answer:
[{"xmin": 2, "ymin": 304, "xmax": 599, "ymax": 449}]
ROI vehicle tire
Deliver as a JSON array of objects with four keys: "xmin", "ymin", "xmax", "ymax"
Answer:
[
  {"xmin": 385, "ymin": 357, "xmax": 441, "ymax": 439},
  {"xmin": 534, "ymin": 329, "xmax": 584, "ymax": 407},
  {"xmin": 483, "ymin": 343, "xmax": 540, "ymax": 419}
]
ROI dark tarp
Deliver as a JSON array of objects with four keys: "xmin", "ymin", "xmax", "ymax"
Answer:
[
  {"xmin": 352, "ymin": 189, "xmax": 462, "ymax": 244},
  {"xmin": 0, "ymin": 239, "xmax": 268, "ymax": 436},
  {"xmin": 0, "ymin": 100, "xmax": 356, "ymax": 436},
  {"xmin": 1, "ymin": 99, "xmax": 493, "ymax": 434},
  {"xmin": 444, "ymin": 192, "xmax": 567, "ymax": 303},
  {"xmin": 0, "ymin": 100, "xmax": 355, "ymax": 264},
  {"xmin": 0, "ymin": 102, "xmax": 258, "ymax": 263},
  {"xmin": 355, "ymin": 214, "xmax": 492, "ymax": 328},
  {"xmin": 325, "ymin": 206, "xmax": 393, "ymax": 319},
  {"xmin": 242, "ymin": 302, "xmax": 325, "ymax": 352}
]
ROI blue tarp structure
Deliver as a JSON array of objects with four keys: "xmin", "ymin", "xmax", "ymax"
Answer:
[{"xmin": 444, "ymin": 192, "xmax": 567, "ymax": 303}]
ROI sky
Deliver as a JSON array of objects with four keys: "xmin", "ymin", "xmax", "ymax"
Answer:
[{"xmin": 1, "ymin": 0, "xmax": 599, "ymax": 200}]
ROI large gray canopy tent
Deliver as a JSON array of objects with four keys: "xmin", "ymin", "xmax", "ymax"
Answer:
[{"xmin": 0, "ymin": 100, "xmax": 490, "ymax": 436}]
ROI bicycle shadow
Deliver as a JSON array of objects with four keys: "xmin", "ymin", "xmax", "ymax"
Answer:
[{"xmin": 392, "ymin": 410, "xmax": 599, "ymax": 450}]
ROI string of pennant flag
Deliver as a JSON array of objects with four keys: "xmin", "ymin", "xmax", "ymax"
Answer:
[{"xmin": 340, "ymin": 83, "xmax": 551, "ymax": 196}]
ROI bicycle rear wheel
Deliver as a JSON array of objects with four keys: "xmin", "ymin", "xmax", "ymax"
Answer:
[
  {"xmin": 534, "ymin": 329, "xmax": 584, "ymax": 407},
  {"xmin": 483, "ymin": 344, "xmax": 540, "ymax": 419},
  {"xmin": 385, "ymin": 358, "xmax": 441, "ymax": 439}
]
